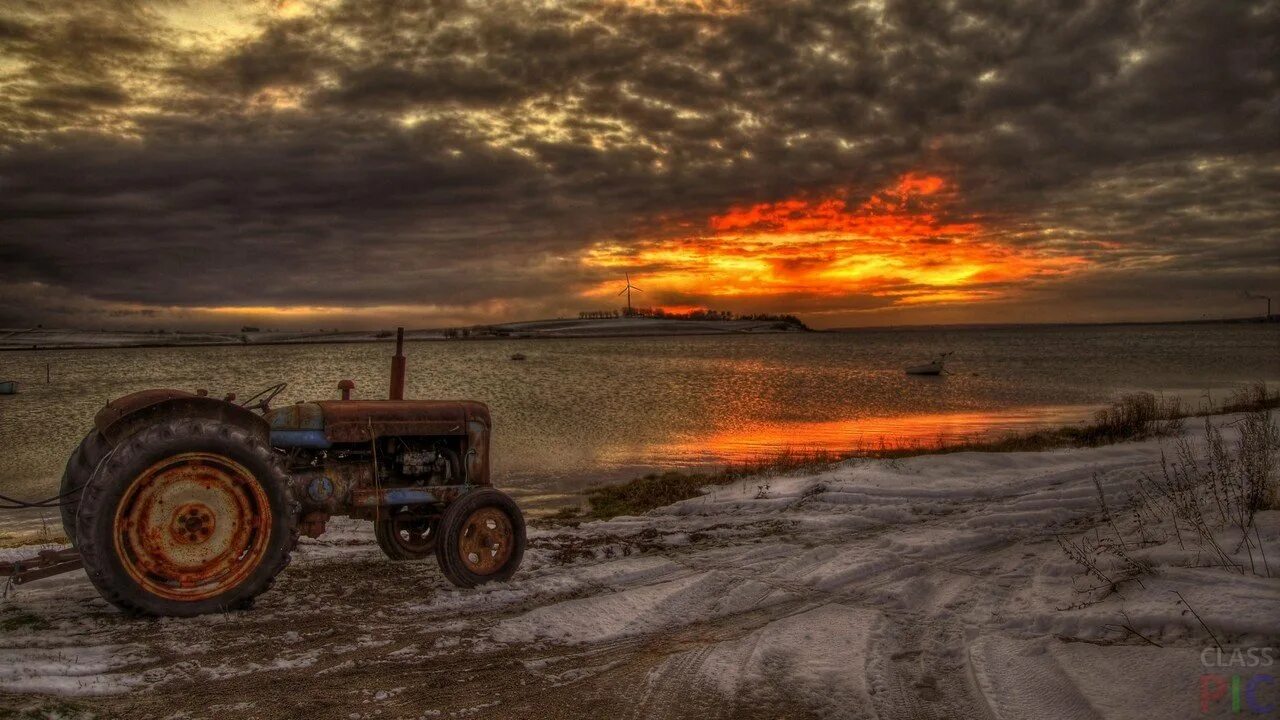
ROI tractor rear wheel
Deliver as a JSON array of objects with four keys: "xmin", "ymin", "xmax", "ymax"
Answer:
[
  {"xmin": 435, "ymin": 488, "xmax": 525, "ymax": 588},
  {"xmin": 375, "ymin": 512, "xmax": 439, "ymax": 560},
  {"xmin": 75, "ymin": 418, "xmax": 298, "ymax": 616},
  {"xmin": 59, "ymin": 430, "xmax": 112, "ymax": 545}
]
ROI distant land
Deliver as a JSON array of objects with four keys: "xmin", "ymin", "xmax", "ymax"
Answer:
[
  {"xmin": 1, "ymin": 313, "xmax": 1274, "ymax": 351},
  {"xmin": 0, "ymin": 316, "xmax": 809, "ymax": 351},
  {"xmin": 827, "ymin": 314, "xmax": 1279, "ymax": 332}
]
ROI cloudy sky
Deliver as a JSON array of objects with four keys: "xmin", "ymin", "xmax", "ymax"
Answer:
[{"xmin": 0, "ymin": 0, "xmax": 1276, "ymax": 330}]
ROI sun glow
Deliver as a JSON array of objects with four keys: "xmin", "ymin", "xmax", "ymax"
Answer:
[{"xmin": 583, "ymin": 173, "xmax": 1085, "ymax": 309}]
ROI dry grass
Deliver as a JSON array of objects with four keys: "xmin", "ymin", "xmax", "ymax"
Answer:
[
  {"xmin": 582, "ymin": 449, "xmax": 838, "ymax": 519},
  {"xmin": 888, "ymin": 385, "xmax": 1275, "ymax": 458},
  {"xmin": 1059, "ymin": 401, "xmax": 1279, "ymax": 614},
  {"xmin": 1134, "ymin": 409, "xmax": 1279, "ymax": 575}
]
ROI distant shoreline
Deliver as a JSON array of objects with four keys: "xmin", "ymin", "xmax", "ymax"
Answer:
[
  {"xmin": 1, "ymin": 314, "xmax": 1274, "ymax": 352},
  {"xmin": 827, "ymin": 314, "xmax": 1279, "ymax": 332},
  {"xmin": 0, "ymin": 317, "xmax": 808, "ymax": 352}
]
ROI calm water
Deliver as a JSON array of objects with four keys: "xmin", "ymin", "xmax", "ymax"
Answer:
[{"xmin": 0, "ymin": 324, "xmax": 1276, "ymax": 512}]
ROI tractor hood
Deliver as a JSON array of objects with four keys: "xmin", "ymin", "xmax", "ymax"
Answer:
[{"xmin": 264, "ymin": 400, "xmax": 491, "ymax": 444}]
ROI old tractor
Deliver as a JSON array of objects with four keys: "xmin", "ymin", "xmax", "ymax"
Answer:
[{"xmin": 2, "ymin": 330, "xmax": 526, "ymax": 616}]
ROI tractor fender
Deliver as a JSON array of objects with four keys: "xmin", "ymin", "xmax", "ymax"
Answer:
[{"xmin": 93, "ymin": 389, "xmax": 270, "ymax": 447}]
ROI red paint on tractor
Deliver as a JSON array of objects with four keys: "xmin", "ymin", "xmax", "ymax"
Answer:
[{"xmin": 315, "ymin": 401, "xmax": 489, "ymax": 441}]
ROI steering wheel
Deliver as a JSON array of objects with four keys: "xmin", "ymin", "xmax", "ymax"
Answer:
[{"xmin": 240, "ymin": 382, "xmax": 288, "ymax": 412}]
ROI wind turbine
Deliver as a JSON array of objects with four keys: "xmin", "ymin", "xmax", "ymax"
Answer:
[{"xmin": 618, "ymin": 273, "xmax": 642, "ymax": 314}]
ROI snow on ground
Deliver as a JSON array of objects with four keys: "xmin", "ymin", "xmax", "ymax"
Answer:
[{"xmin": 1, "ymin": 421, "xmax": 1277, "ymax": 719}]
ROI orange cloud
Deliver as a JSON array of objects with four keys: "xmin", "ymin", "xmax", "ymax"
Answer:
[{"xmin": 583, "ymin": 173, "xmax": 1086, "ymax": 309}]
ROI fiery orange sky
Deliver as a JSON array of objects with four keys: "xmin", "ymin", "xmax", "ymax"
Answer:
[{"xmin": 584, "ymin": 173, "xmax": 1087, "ymax": 314}]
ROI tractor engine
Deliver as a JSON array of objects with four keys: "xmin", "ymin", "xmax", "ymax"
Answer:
[
  {"xmin": 264, "ymin": 398, "xmax": 490, "ymax": 534},
  {"xmin": 284, "ymin": 435, "xmax": 466, "ymax": 519}
]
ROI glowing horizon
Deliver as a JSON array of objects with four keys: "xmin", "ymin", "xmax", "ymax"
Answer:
[{"xmin": 583, "ymin": 173, "xmax": 1088, "ymax": 313}]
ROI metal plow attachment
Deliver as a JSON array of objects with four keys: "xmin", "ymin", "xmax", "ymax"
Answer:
[{"xmin": 1, "ymin": 547, "xmax": 82, "ymax": 587}]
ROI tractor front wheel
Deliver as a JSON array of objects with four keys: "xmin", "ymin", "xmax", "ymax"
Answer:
[
  {"xmin": 75, "ymin": 419, "xmax": 298, "ymax": 616},
  {"xmin": 435, "ymin": 489, "xmax": 525, "ymax": 588}
]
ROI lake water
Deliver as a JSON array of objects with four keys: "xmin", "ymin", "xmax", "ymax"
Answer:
[{"xmin": 0, "ymin": 323, "xmax": 1276, "ymax": 515}]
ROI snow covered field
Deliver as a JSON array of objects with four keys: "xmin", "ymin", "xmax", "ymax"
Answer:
[{"xmin": 2, "ymin": 421, "xmax": 1277, "ymax": 719}]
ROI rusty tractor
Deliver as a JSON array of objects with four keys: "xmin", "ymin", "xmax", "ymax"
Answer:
[{"xmin": 1, "ymin": 329, "xmax": 526, "ymax": 616}]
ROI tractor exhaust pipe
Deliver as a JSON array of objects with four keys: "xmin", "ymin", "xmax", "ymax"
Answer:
[{"xmin": 389, "ymin": 327, "xmax": 406, "ymax": 400}]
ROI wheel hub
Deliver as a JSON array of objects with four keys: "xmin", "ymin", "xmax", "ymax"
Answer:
[
  {"xmin": 170, "ymin": 503, "xmax": 216, "ymax": 545},
  {"xmin": 458, "ymin": 507, "xmax": 514, "ymax": 576},
  {"xmin": 114, "ymin": 452, "xmax": 272, "ymax": 601}
]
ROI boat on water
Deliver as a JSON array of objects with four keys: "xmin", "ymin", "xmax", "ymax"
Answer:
[
  {"xmin": 905, "ymin": 352, "xmax": 952, "ymax": 376},
  {"xmin": 0, "ymin": 380, "xmax": 17, "ymax": 394}
]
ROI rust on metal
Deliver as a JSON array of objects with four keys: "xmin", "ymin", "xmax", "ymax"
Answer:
[
  {"xmin": 389, "ymin": 327, "xmax": 406, "ymax": 400},
  {"xmin": 0, "ymin": 548, "xmax": 82, "ymax": 585},
  {"xmin": 265, "ymin": 401, "xmax": 325, "ymax": 430},
  {"xmin": 95, "ymin": 389, "xmax": 194, "ymax": 429},
  {"xmin": 291, "ymin": 464, "xmax": 368, "ymax": 513},
  {"xmin": 299, "ymin": 511, "xmax": 329, "ymax": 539},
  {"xmin": 95, "ymin": 390, "xmax": 269, "ymax": 445},
  {"xmin": 113, "ymin": 452, "xmax": 273, "ymax": 602},
  {"xmin": 465, "ymin": 419, "xmax": 489, "ymax": 484},
  {"xmin": 349, "ymin": 484, "xmax": 467, "ymax": 508},
  {"xmin": 315, "ymin": 401, "xmax": 489, "ymax": 444},
  {"xmin": 458, "ymin": 507, "xmax": 514, "ymax": 576}
]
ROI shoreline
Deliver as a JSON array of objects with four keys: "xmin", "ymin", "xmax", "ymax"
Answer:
[
  {"xmin": 563, "ymin": 386, "xmax": 1279, "ymax": 520},
  {"xmin": 0, "ymin": 330, "xmax": 806, "ymax": 353},
  {"xmin": 3, "ymin": 315, "xmax": 1275, "ymax": 352},
  {"xmin": 0, "ymin": 322, "xmax": 808, "ymax": 352}
]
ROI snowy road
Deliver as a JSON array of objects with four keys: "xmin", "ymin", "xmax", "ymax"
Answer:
[{"xmin": 2, "ymin": 429, "xmax": 1278, "ymax": 719}]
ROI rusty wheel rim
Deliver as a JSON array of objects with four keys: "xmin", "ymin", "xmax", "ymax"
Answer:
[
  {"xmin": 113, "ymin": 452, "xmax": 272, "ymax": 602},
  {"xmin": 458, "ymin": 507, "xmax": 514, "ymax": 576}
]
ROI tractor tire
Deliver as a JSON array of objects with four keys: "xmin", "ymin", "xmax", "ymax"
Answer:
[
  {"xmin": 375, "ymin": 513, "xmax": 439, "ymax": 561},
  {"xmin": 435, "ymin": 488, "xmax": 525, "ymax": 588},
  {"xmin": 59, "ymin": 430, "xmax": 112, "ymax": 545},
  {"xmin": 76, "ymin": 418, "xmax": 298, "ymax": 616}
]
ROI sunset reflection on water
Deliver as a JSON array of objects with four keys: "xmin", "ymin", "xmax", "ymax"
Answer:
[{"xmin": 646, "ymin": 405, "xmax": 1097, "ymax": 466}]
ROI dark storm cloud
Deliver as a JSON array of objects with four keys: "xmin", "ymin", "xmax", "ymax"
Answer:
[{"xmin": 0, "ymin": 0, "xmax": 1276, "ymax": 327}]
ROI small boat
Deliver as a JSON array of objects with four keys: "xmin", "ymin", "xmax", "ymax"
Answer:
[
  {"xmin": 0, "ymin": 380, "xmax": 17, "ymax": 395},
  {"xmin": 509, "ymin": 353, "xmax": 526, "ymax": 361},
  {"xmin": 905, "ymin": 352, "xmax": 952, "ymax": 376}
]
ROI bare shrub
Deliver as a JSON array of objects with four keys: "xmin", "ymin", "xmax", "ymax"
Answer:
[
  {"xmin": 1237, "ymin": 405, "xmax": 1280, "ymax": 511},
  {"xmin": 1058, "ymin": 405, "xmax": 1278, "ymax": 647},
  {"xmin": 1060, "ymin": 402, "xmax": 1278, "ymax": 613},
  {"xmin": 1087, "ymin": 392, "xmax": 1186, "ymax": 445},
  {"xmin": 1056, "ymin": 524, "xmax": 1152, "ymax": 606},
  {"xmin": 1126, "ymin": 407, "xmax": 1277, "ymax": 577},
  {"xmin": 1221, "ymin": 383, "xmax": 1280, "ymax": 414}
]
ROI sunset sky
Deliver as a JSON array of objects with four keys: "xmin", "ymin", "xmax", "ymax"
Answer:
[{"xmin": 0, "ymin": 0, "xmax": 1276, "ymax": 330}]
